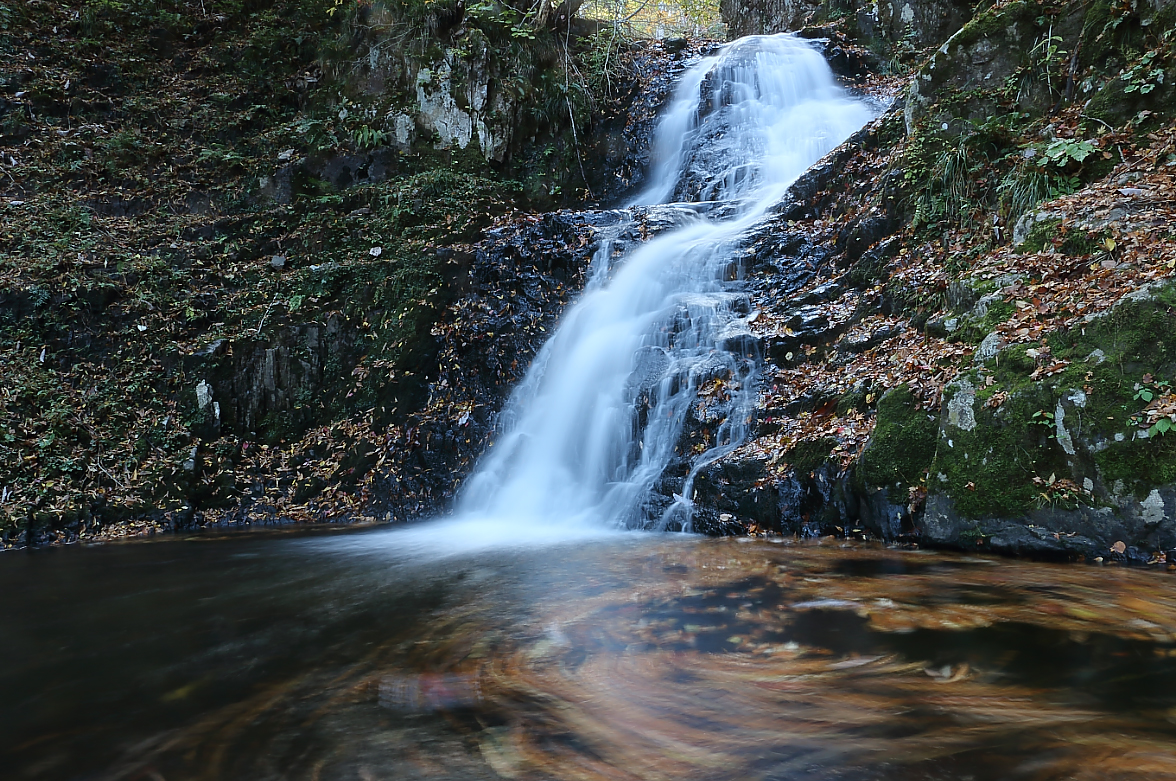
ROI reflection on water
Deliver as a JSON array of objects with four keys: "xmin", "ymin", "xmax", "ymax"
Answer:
[{"xmin": 5, "ymin": 529, "xmax": 1176, "ymax": 780}]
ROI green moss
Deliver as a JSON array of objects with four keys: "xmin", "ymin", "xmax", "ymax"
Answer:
[
  {"xmin": 790, "ymin": 437, "xmax": 838, "ymax": 475},
  {"xmin": 859, "ymin": 386, "xmax": 939, "ymax": 501},
  {"xmin": 929, "ymin": 282, "xmax": 1176, "ymax": 519},
  {"xmin": 1047, "ymin": 283, "xmax": 1176, "ymax": 494},
  {"xmin": 1018, "ymin": 217, "xmax": 1062, "ymax": 252},
  {"xmin": 1096, "ymin": 432, "xmax": 1176, "ymax": 490},
  {"xmin": 933, "ymin": 375, "xmax": 1064, "ymax": 517},
  {"xmin": 948, "ymin": 0, "xmax": 1041, "ymax": 52},
  {"xmin": 836, "ymin": 387, "xmax": 868, "ymax": 416},
  {"xmin": 955, "ymin": 299, "xmax": 1015, "ymax": 344},
  {"xmin": 1058, "ymin": 227, "xmax": 1109, "ymax": 256}
]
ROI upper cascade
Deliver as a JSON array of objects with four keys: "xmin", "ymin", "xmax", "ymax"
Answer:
[
  {"xmin": 635, "ymin": 34, "xmax": 873, "ymax": 207},
  {"xmin": 453, "ymin": 34, "xmax": 874, "ymax": 535}
]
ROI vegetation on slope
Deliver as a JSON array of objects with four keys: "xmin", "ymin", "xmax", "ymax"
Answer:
[{"xmin": 0, "ymin": 0, "xmax": 653, "ymax": 544}]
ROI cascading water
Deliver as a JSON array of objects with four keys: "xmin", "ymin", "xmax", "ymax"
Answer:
[
  {"xmin": 372, "ymin": 34, "xmax": 875, "ymax": 554},
  {"xmin": 454, "ymin": 34, "xmax": 875, "ymax": 536}
]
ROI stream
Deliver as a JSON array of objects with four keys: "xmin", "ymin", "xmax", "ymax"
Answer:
[{"xmin": 7, "ymin": 34, "xmax": 1176, "ymax": 781}]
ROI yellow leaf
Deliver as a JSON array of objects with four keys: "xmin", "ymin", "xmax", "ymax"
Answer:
[{"xmin": 1104, "ymin": 237, "xmax": 1116, "ymax": 252}]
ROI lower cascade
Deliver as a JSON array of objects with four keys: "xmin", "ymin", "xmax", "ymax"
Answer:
[{"xmin": 456, "ymin": 34, "xmax": 875, "ymax": 532}]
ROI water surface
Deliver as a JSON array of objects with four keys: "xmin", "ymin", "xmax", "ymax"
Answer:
[{"xmin": 5, "ymin": 529, "xmax": 1176, "ymax": 780}]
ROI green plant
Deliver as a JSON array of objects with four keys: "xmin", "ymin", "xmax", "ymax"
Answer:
[
  {"xmin": 465, "ymin": 0, "xmax": 538, "ymax": 38},
  {"xmin": 580, "ymin": 27, "xmax": 632, "ymax": 96},
  {"xmin": 1133, "ymin": 378, "xmax": 1169, "ymax": 403},
  {"xmin": 1122, "ymin": 49, "xmax": 1167, "ymax": 94},
  {"xmin": 1128, "ymin": 375, "xmax": 1175, "ymax": 437},
  {"xmin": 909, "ymin": 125, "xmax": 997, "ymax": 230},
  {"xmin": 1031, "ymin": 473, "xmax": 1088, "ymax": 509},
  {"xmin": 1030, "ymin": 408, "xmax": 1057, "ymax": 438},
  {"xmin": 996, "ymin": 140, "xmax": 1095, "ymax": 223},
  {"xmin": 1042, "ymin": 138, "xmax": 1098, "ymax": 166},
  {"xmin": 352, "ymin": 124, "xmax": 389, "ymax": 149},
  {"xmin": 998, "ymin": 157, "xmax": 1053, "ymax": 220},
  {"xmin": 1031, "ymin": 23, "xmax": 1067, "ymax": 97}
]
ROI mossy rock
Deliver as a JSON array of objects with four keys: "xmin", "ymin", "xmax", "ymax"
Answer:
[
  {"xmin": 931, "ymin": 374, "xmax": 1066, "ymax": 518},
  {"xmin": 1049, "ymin": 283, "xmax": 1176, "ymax": 495},
  {"xmin": 953, "ymin": 298, "xmax": 1016, "ymax": 344},
  {"xmin": 906, "ymin": 0, "xmax": 1053, "ymax": 129},
  {"xmin": 1017, "ymin": 216, "xmax": 1062, "ymax": 252},
  {"xmin": 1085, "ymin": 74, "xmax": 1176, "ymax": 127},
  {"xmin": 929, "ymin": 283, "xmax": 1176, "ymax": 523},
  {"xmin": 790, "ymin": 437, "xmax": 838, "ymax": 475},
  {"xmin": 858, "ymin": 385, "xmax": 939, "ymax": 501}
]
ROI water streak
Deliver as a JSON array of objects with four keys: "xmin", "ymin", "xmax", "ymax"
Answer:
[{"xmin": 454, "ymin": 34, "xmax": 874, "ymax": 538}]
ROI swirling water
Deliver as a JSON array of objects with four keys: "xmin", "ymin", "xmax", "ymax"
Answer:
[{"xmin": 7, "ymin": 532, "xmax": 1176, "ymax": 780}]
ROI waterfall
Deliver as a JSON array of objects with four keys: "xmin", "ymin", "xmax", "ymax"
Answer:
[
  {"xmin": 374, "ymin": 34, "xmax": 874, "ymax": 553},
  {"xmin": 454, "ymin": 34, "xmax": 874, "ymax": 534}
]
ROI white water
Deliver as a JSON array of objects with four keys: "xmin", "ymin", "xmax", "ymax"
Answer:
[{"xmin": 370, "ymin": 34, "xmax": 875, "ymax": 556}]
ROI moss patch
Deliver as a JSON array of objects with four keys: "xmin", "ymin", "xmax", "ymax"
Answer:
[
  {"xmin": 790, "ymin": 437, "xmax": 838, "ymax": 475},
  {"xmin": 858, "ymin": 386, "xmax": 938, "ymax": 501}
]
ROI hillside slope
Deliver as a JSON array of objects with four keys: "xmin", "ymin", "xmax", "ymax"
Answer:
[{"xmin": 690, "ymin": 0, "xmax": 1176, "ymax": 561}]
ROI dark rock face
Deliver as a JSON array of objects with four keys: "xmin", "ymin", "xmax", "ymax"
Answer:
[
  {"xmin": 217, "ymin": 316, "xmax": 360, "ymax": 438},
  {"xmin": 921, "ymin": 491, "xmax": 1176, "ymax": 563},
  {"xmin": 367, "ymin": 206, "xmax": 705, "ymax": 522},
  {"xmin": 904, "ymin": 0, "xmax": 1067, "ymax": 132},
  {"xmin": 585, "ymin": 40, "xmax": 722, "ymax": 204}
]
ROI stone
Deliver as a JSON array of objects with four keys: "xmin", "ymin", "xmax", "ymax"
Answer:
[
  {"xmin": 195, "ymin": 380, "xmax": 213, "ymax": 411},
  {"xmin": 976, "ymin": 332, "xmax": 1004, "ymax": 363},
  {"xmin": 945, "ymin": 379, "xmax": 976, "ymax": 432},
  {"xmin": 1142, "ymin": 490, "xmax": 1166, "ymax": 526},
  {"xmin": 1054, "ymin": 401, "xmax": 1075, "ymax": 456},
  {"xmin": 1013, "ymin": 209, "xmax": 1066, "ymax": 247}
]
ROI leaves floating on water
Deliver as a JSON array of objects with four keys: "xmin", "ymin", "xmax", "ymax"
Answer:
[{"xmin": 96, "ymin": 540, "xmax": 1176, "ymax": 781}]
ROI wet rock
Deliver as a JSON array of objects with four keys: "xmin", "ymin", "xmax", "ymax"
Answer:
[
  {"xmin": 716, "ymin": 321, "xmax": 763, "ymax": 358},
  {"xmin": 796, "ymin": 281, "xmax": 843, "ymax": 305},
  {"xmin": 920, "ymin": 494, "xmax": 1164, "ymax": 562},
  {"xmin": 691, "ymin": 457, "xmax": 780, "ymax": 534},
  {"xmin": 837, "ymin": 324, "xmax": 897, "ymax": 355},
  {"xmin": 839, "ymin": 215, "xmax": 895, "ymax": 262},
  {"xmin": 768, "ymin": 305, "xmax": 839, "ymax": 362}
]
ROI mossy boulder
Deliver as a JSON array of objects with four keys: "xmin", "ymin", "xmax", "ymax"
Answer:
[
  {"xmin": 921, "ymin": 283, "xmax": 1176, "ymax": 559},
  {"xmin": 853, "ymin": 385, "xmax": 939, "ymax": 539},
  {"xmin": 858, "ymin": 385, "xmax": 938, "ymax": 498},
  {"xmin": 905, "ymin": 0, "xmax": 1060, "ymax": 134}
]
